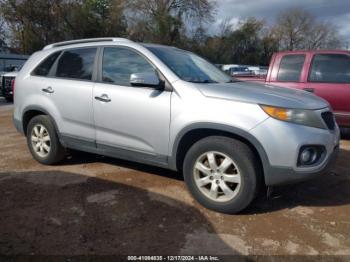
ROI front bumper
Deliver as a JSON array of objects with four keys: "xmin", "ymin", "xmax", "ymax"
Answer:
[
  {"xmin": 250, "ymin": 113, "xmax": 340, "ymax": 186},
  {"xmin": 265, "ymin": 145, "xmax": 339, "ymax": 185}
]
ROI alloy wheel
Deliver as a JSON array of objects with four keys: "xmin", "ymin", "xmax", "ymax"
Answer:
[
  {"xmin": 31, "ymin": 124, "xmax": 51, "ymax": 158},
  {"xmin": 193, "ymin": 151, "xmax": 241, "ymax": 202}
]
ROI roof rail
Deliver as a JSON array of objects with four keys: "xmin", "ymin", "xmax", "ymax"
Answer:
[{"xmin": 43, "ymin": 37, "xmax": 132, "ymax": 50}]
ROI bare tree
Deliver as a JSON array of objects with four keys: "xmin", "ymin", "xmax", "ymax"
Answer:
[
  {"xmin": 273, "ymin": 7, "xmax": 342, "ymax": 51},
  {"xmin": 306, "ymin": 22, "xmax": 342, "ymax": 49}
]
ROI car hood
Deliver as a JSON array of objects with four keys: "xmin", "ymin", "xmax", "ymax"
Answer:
[{"xmin": 196, "ymin": 81, "xmax": 329, "ymax": 110}]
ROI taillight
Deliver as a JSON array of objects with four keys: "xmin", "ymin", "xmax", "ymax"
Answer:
[{"xmin": 11, "ymin": 79, "xmax": 15, "ymax": 96}]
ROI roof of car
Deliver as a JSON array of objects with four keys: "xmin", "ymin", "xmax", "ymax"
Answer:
[
  {"xmin": 274, "ymin": 50, "xmax": 350, "ymax": 55},
  {"xmin": 43, "ymin": 38, "xmax": 133, "ymax": 50}
]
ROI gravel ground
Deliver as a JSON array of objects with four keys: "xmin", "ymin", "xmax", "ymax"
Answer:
[{"xmin": 0, "ymin": 103, "xmax": 349, "ymax": 256}]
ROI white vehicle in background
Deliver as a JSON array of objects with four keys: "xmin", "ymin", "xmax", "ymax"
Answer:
[
  {"xmin": 247, "ymin": 66, "xmax": 268, "ymax": 77},
  {"xmin": 222, "ymin": 64, "xmax": 268, "ymax": 78},
  {"xmin": 221, "ymin": 64, "xmax": 239, "ymax": 71},
  {"xmin": 0, "ymin": 53, "xmax": 28, "ymax": 102}
]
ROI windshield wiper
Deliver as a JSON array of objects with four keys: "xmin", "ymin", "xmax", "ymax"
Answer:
[
  {"xmin": 225, "ymin": 78, "xmax": 239, "ymax": 83},
  {"xmin": 188, "ymin": 80, "xmax": 218, "ymax": 83}
]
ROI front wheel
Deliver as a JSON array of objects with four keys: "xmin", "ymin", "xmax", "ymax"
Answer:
[{"xmin": 183, "ymin": 136, "xmax": 260, "ymax": 214}]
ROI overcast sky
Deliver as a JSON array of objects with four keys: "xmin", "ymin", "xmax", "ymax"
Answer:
[{"xmin": 214, "ymin": 0, "xmax": 350, "ymax": 46}]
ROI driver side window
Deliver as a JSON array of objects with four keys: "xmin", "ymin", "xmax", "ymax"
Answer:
[{"xmin": 102, "ymin": 47, "xmax": 156, "ymax": 86}]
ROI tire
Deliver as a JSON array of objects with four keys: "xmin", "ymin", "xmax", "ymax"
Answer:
[
  {"xmin": 26, "ymin": 115, "xmax": 66, "ymax": 165},
  {"xmin": 183, "ymin": 136, "xmax": 260, "ymax": 214}
]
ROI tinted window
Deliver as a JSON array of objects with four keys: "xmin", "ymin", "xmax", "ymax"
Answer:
[
  {"xmin": 309, "ymin": 54, "xmax": 350, "ymax": 83},
  {"xmin": 32, "ymin": 51, "xmax": 61, "ymax": 76},
  {"xmin": 56, "ymin": 48, "xmax": 96, "ymax": 80},
  {"xmin": 277, "ymin": 55, "xmax": 305, "ymax": 82},
  {"xmin": 102, "ymin": 47, "xmax": 155, "ymax": 86}
]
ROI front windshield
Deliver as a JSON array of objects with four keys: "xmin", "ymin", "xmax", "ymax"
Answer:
[{"xmin": 145, "ymin": 45, "xmax": 232, "ymax": 83}]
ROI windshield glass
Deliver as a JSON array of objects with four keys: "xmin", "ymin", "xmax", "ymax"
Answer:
[{"xmin": 145, "ymin": 45, "xmax": 232, "ymax": 83}]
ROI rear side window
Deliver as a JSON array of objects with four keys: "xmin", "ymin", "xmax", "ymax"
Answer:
[
  {"xmin": 277, "ymin": 55, "xmax": 305, "ymax": 82},
  {"xmin": 309, "ymin": 54, "xmax": 350, "ymax": 83},
  {"xmin": 32, "ymin": 51, "xmax": 61, "ymax": 76},
  {"xmin": 55, "ymin": 48, "xmax": 97, "ymax": 80}
]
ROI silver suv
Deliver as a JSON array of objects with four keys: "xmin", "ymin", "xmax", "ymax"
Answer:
[{"xmin": 13, "ymin": 38, "xmax": 340, "ymax": 213}]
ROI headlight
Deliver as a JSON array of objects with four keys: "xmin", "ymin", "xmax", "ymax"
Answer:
[{"xmin": 261, "ymin": 105, "xmax": 325, "ymax": 129}]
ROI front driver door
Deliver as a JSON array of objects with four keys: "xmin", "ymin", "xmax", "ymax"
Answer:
[{"xmin": 93, "ymin": 46, "xmax": 171, "ymax": 164}]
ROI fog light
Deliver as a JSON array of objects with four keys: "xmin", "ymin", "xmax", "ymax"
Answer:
[
  {"xmin": 300, "ymin": 149, "xmax": 312, "ymax": 163},
  {"xmin": 298, "ymin": 146, "xmax": 325, "ymax": 166}
]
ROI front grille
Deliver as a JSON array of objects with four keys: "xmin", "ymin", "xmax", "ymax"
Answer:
[{"xmin": 321, "ymin": 111, "xmax": 335, "ymax": 130}]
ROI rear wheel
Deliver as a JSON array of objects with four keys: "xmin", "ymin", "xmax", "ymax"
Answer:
[
  {"xmin": 183, "ymin": 136, "xmax": 260, "ymax": 214},
  {"xmin": 26, "ymin": 115, "xmax": 65, "ymax": 165}
]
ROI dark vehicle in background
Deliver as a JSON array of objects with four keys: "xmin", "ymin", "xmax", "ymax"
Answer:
[
  {"xmin": 227, "ymin": 66, "xmax": 254, "ymax": 77},
  {"xmin": 1, "ymin": 71, "xmax": 17, "ymax": 102},
  {"xmin": 237, "ymin": 50, "xmax": 350, "ymax": 127},
  {"xmin": 0, "ymin": 53, "xmax": 29, "ymax": 101}
]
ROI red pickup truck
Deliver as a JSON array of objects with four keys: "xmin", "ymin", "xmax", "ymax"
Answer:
[{"xmin": 238, "ymin": 50, "xmax": 350, "ymax": 127}]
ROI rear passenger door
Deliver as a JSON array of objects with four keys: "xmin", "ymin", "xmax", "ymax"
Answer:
[
  {"xmin": 42, "ymin": 47, "xmax": 97, "ymax": 144},
  {"xmin": 306, "ymin": 53, "xmax": 350, "ymax": 125}
]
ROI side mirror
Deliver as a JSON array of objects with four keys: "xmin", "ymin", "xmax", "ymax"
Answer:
[{"xmin": 130, "ymin": 72, "xmax": 161, "ymax": 88}]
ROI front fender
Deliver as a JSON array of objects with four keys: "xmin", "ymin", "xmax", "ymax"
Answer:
[{"xmin": 168, "ymin": 122, "xmax": 270, "ymax": 177}]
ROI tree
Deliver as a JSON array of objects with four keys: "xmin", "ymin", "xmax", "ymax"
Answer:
[
  {"xmin": 273, "ymin": 8, "xmax": 342, "ymax": 51},
  {"xmin": 190, "ymin": 17, "xmax": 279, "ymax": 66},
  {"xmin": 126, "ymin": 0, "xmax": 215, "ymax": 45},
  {"xmin": 0, "ymin": 0, "xmax": 127, "ymax": 54},
  {"xmin": 0, "ymin": 2, "xmax": 345, "ymax": 63},
  {"xmin": 57, "ymin": 0, "xmax": 127, "ymax": 39},
  {"xmin": 0, "ymin": 0, "xmax": 64, "ymax": 53},
  {"xmin": 0, "ymin": 14, "xmax": 8, "ymax": 52}
]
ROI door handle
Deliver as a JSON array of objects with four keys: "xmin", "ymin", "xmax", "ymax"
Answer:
[
  {"xmin": 42, "ymin": 86, "xmax": 54, "ymax": 93},
  {"xmin": 303, "ymin": 88, "xmax": 314, "ymax": 93},
  {"xmin": 94, "ymin": 94, "xmax": 111, "ymax": 102}
]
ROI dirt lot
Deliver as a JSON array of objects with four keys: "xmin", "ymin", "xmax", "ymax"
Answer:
[{"xmin": 0, "ymin": 101, "xmax": 350, "ymax": 256}]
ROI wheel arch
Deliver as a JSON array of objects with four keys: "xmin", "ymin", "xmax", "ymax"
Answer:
[
  {"xmin": 169, "ymin": 123, "xmax": 270, "ymax": 183},
  {"xmin": 22, "ymin": 106, "xmax": 60, "ymax": 137}
]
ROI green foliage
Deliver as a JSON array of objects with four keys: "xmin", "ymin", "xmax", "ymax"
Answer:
[
  {"xmin": 0, "ymin": 1, "xmax": 343, "ymax": 65},
  {"xmin": 0, "ymin": 0, "xmax": 127, "ymax": 53},
  {"xmin": 126, "ymin": 0, "xmax": 214, "ymax": 46},
  {"xmin": 190, "ymin": 18, "xmax": 279, "ymax": 65}
]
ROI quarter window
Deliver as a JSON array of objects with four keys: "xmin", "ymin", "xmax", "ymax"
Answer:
[
  {"xmin": 55, "ymin": 48, "xmax": 97, "ymax": 80},
  {"xmin": 309, "ymin": 54, "xmax": 350, "ymax": 83},
  {"xmin": 277, "ymin": 55, "xmax": 305, "ymax": 82},
  {"xmin": 32, "ymin": 51, "xmax": 61, "ymax": 76},
  {"xmin": 102, "ymin": 47, "xmax": 155, "ymax": 86}
]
